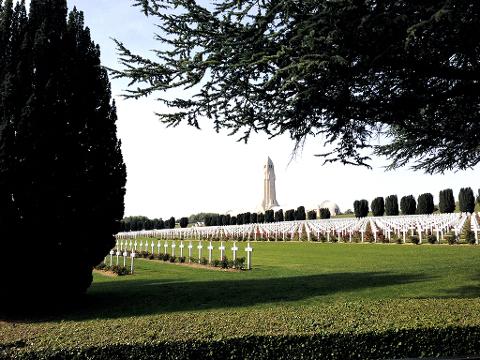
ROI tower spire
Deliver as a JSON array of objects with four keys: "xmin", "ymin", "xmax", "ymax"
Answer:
[{"xmin": 261, "ymin": 156, "xmax": 279, "ymax": 211}]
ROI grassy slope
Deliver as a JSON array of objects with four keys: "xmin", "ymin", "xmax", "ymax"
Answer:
[{"xmin": 2, "ymin": 242, "xmax": 480, "ymax": 354}]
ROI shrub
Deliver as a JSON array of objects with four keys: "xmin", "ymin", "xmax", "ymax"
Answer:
[
  {"xmin": 221, "ymin": 256, "xmax": 229, "ymax": 269},
  {"xmin": 234, "ymin": 257, "xmax": 246, "ymax": 269},
  {"xmin": 307, "ymin": 210, "xmax": 317, "ymax": 220},
  {"xmin": 179, "ymin": 256, "xmax": 186, "ymax": 263},
  {"xmin": 427, "ymin": 235, "xmax": 437, "ymax": 244},
  {"xmin": 162, "ymin": 253, "xmax": 171, "ymax": 261},
  {"xmin": 296, "ymin": 206, "xmax": 306, "ymax": 220},
  {"xmin": 169, "ymin": 256, "xmax": 176, "ymax": 263},
  {"xmin": 213, "ymin": 259, "xmax": 221, "ymax": 267},
  {"xmin": 274, "ymin": 209, "xmax": 284, "ymax": 222},
  {"xmin": 148, "ymin": 254, "xmax": 155, "ymax": 260},
  {"xmin": 95, "ymin": 263, "xmax": 107, "ymax": 271},
  {"xmin": 409, "ymin": 235, "xmax": 420, "ymax": 245},
  {"xmin": 364, "ymin": 223, "xmax": 374, "ymax": 242},
  {"xmin": 445, "ymin": 233, "xmax": 458, "ymax": 245},
  {"xmin": 200, "ymin": 257, "xmax": 208, "ymax": 265}
]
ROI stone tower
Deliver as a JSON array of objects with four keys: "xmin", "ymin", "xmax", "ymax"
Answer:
[{"xmin": 261, "ymin": 157, "xmax": 279, "ymax": 211}]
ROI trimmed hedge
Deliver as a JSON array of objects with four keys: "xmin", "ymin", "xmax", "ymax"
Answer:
[{"xmin": 3, "ymin": 325, "xmax": 480, "ymax": 359}]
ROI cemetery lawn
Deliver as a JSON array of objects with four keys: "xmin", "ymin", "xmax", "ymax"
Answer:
[{"xmin": 2, "ymin": 242, "xmax": 480, "ymax": 355}]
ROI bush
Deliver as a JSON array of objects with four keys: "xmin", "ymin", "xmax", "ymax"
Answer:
[
  {"xmin": 221, "ymin": 256, "xmax": 229, "ymax": 269},
  {"xmin": 200, "ymin": 257, "xmax": 208, "ymax": 265},
  {"xmin": 179, "ymin": 217, "xmax": 189, "ymax": 228},
  {"xmin": 162, "ymin": 253, "xmax": 171, "ymax": 261},
  {"xmin": 409, "ymin": 235, "xmax": 420, "ymax": 245},
  {"xmin": 427, "ymin": 235, "xmax": 437, "ymax": 244},
  {"xmin": 234, "ymin": 257, "xmax": 246, "ymax": 269},
  {"xmin": 445, "ymin": 234, "xmax": 458, "ymax": 245},
  {"xmin": 213, "ymin": 259, "xmax": 221, "ymax": 267},
  {"xmin": 179, "ymin": 256, "xmax": 186, "ymax": 263},
  {"xmin": 169, "ymin": 256, "xmax": 177, "ymax": 263}
]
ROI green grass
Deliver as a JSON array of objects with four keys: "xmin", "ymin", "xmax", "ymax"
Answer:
[{"xmin": 2, "ymin": 242, "xmax": 480, "ymax": 355}]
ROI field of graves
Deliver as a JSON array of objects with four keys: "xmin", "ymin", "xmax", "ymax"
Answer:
[{"xmin": 3, "ymin": 216, "xmax": 480, "ymax": 359}]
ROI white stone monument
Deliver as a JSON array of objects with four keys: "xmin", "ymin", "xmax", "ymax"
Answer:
[{"xmin": 261, "ymin": 156, "xmax": 279, "ymax": 211}]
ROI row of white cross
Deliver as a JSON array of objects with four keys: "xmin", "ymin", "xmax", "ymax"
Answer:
[
  {"xmin": 116, "ymin": 213, "xmax": 477, "ymax": 244},
  {"xmin": 109, "ymin": 240, "xmax": 253, "ymax": 270}
]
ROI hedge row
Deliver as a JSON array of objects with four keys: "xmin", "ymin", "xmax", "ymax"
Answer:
[{"xmin": 3, "ymin": 325, "xmax": 480, "ymax": 359}]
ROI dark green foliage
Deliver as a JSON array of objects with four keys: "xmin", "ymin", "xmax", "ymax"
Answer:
[
  {"xmin": 167, "ymin": 217, "xmax": 176, "ymax": 229},
  {"xmin": 264, "ymin": 210, "xmax": 274, "ymax": 223},
  {"xmin": 250, "ymin": 213, "xmax": 258, "ymax": 224},
  {"xmin": 307, "ymin": 210, "xmax": 317, "ymax": 220},
  {"xmin": 7, "ymin": 325, "xmax": 480, "ymax": 359},
  {"xmin": 274, "ymin": 209, "xmax": 284, "ymax": 222},
  {"xmin": 385, "ymin": 195, "xmax": 399, "ymax": 216},
  {"xmin": 230, "ymin": 216, "xmax": 237, "ymax": 225},
  {"xmin": 114, "ymin": 0, "xmax": 480, "ymax": 174},
  {"xmin": 353, "ymin": 200, "xmax": 368, "ymax": 218},
  {"xmin": 400, "ymin": 195, "xmax": 416, "ymax": 215},
  {"xmin": 256, "ymin": 213, "xmax": 264, "ymax": 223},
  {"xmin": 439, "ymin": 189, "xmax": 455, "ymax": 213},
  {"xmin": 179, "ymin": 217, "xmax": 189, "ymax": 228},
  {"xmin": 157, "ymin": 218, "xmax": 165, "ymax": 229},
  {"xmin": 409, "ymin": 235, "xmax": 420, "ymax": 245},
  {"xmin": 285, "ymin": 209, "xmax": 295, "ymax": 221},
  {"xmin": 0, "ymin": 0, "xmax": 126, "ymax": 301},
  {"xmin": 416, "ymin": 193, "xmax": 435, "ymax": 214},
  {"xmin": 189, "ymin": 212, "xmax": 220, "ymax": 224},
  {"xmin": 244, "ymin": 212, "xmax": 252, "ymax": 224},
  {"xmin": 371, "ymin": 197, "xmax": 385, "ymax": 217},
  {"xmin": 296, "ymin": 206, "xmax": 306, "ymax": 221},
  {"xmin": 319, "ymin": 208, "xmax": 330, "ymax": 219},
  {"xmin": 459, "ymin": 187, "xmax": 475, "ymax": 213}
]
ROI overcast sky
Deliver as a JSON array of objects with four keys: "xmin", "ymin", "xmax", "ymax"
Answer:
[{"xmin": 65, "ymin": 0, "xmax": 479, "ymax": 219}]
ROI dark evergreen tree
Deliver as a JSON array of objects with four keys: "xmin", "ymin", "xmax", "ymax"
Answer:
[
  {"xmin": 116, "ymin": 0, "xmax": 480, "ymax": 174},
  {"xmin": 353, "ymin": 200, "xmax": 369, "ymax": 218},
  {"xmin": 319, "ymin": 208, "xmax": 331, "ymax": 219},
  {"xmin": 459, "ymin": 187, "xmax": 475, "ymax": 213},
  {"xmin": 237, "ymin": 213, "xmax": 244, "ymax": 225},
  {"xmin": 225, "ymin": 214, "xmax": 231, "ymax": 226},
  {"xmin": 439, "ymin": 189, "xmax": 455, "ymax": 213},
  {"xmin": 274, "ymin": 209, "xmax": 284, "ymax": 222},
  {"xmin": 257, "ymin": 213, "xmax": 265, "ymax": 223},
  {"xmin": 371, "ymin": 197, "xmax": 385, "ymax": 217},
  {"xmin": 144, "ymin": 219, "xmax": 153, "ymax": 230},
  {"xmin": 0, "ymin": 1, "xmax": 126, "ymax": 302},
  {"xmin": 250, "ymin": 213, "xmax": 258, "ymax": 224},
  {"xmin": 265, "ymin": 210, "xmax": 274, "ymax": 223},
  {"xmin": 307, "ymin": 210, "xmax": 317, "ymax": 220},
  {"xmin": 230, "ymin": 216, "xmax": 237, "ymax": 225},
  {"xmin": 179, "ymin": 217, "xmax": 188, "ymax": 228},
  {"xmin": 244, "ymin": 212, "xmax": 252, "ymax": 225},
  {"xmin": 285, "ymin": 209, "xmax": 295, "ymax": 221},
  {"xmin": 296, "ymin": 206, "xmax": 306, "ymax": 221},
  {"xmin": 385, "ymin": 195, "xmax": 399, "ymax": 216},
  {"xmin": 400, "ymin": 195, "xmax": 417, "ymax": 215},
  {"xmin": 416, "ymin": 193, "xmax": 434, "ymax": 214},
  {"xmin": 167, "ymin": 216, "xmax": 176, "ymax": 229}
]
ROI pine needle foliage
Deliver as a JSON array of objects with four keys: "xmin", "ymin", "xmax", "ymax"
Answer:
[{"xmin": 113, "ymin": 0, "xmax": 480, "ymax": 173}]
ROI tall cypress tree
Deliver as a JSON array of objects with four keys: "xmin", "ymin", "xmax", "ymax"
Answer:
[
  {"xmin": 1, "ymin": 1, "xmax": 126, "ymax": 303},
  {"xmin": 400, "ymin": 195, "xmax": 416, "ymax": 215},
  {"xmin": 416, "ymin": 193, "xmax": 434, "ymax": 214},
  {"xmin": 439, "ymin": 189, "xmax": 455, "ymax": 213},
  {"xmin": 371, "ymin": 197, "xmax": 385, "ymax": 217},
  {"xmin": 459, "ymin": 187, "xmax": 475, "ymax": 213},
  {"xmin": 385, "ymin": 195, "xmax": 399, "ymax": 216}
]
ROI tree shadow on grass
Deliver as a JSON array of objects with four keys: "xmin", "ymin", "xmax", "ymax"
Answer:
[{"xmin": 1, "ymin": 271, "xmax": 429, "ymax": 322}]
